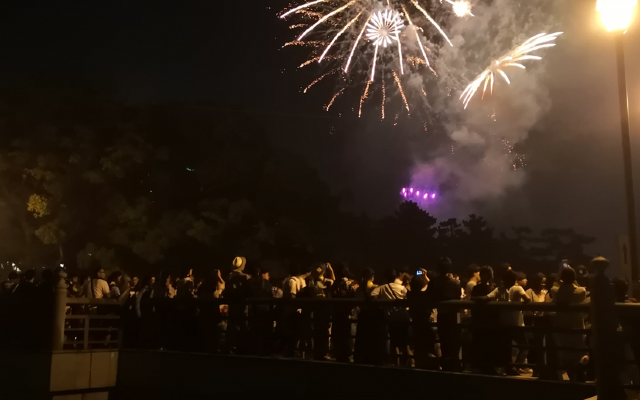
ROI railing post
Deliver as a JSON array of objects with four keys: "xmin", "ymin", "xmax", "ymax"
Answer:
[
  {"xmin": 52, "ymin": 270, "xmax": 68, "ymax": 351},
  {"xmin": 591, "ymin": 256, "xmax": 624, "ymax": 399}
]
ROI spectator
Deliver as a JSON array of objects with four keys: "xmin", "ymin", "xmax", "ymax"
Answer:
[
  {"xmin": 36, "ymin": 269, "xmax": 55, "ymax": 297},
  {"xmin": 198, "ymin": 269, "xmax": 224, "ymax": 299},
  {"xmin": 280, "ymin": 264, "xmax": 312, "ymax": 357},
  {"xmin": 108, "ymin": 272, "xmax": 123, "ymax": 298},
  {"xmin": 117, "ymin": 275, "xmax": 132, "ymax": 303},
  {"xmin": 13, "ymin": 269, "xmax": 37, "ymax": 298},
  {"xmin": 523, "ymin": 272, "xmax": 546, "ymax": 377},
  {"xmin": 160, "ymin": 273, "xmax": 177, "ymax": 299},
  {"xmin": 307, "ymin": 263, "xmax": 335, "ymax": 298},
  {"xmin": 282, "ymin": 264, "xmax": 311, "ymax": 299},
  {"xmin": 471, "ymin": 266, "xmax": 495, "ymax": 298},
  {"xmin": 575, "ymin": 265, "xmax": 589, "ymax": 288},
  {"xmin": 131, "ymin": 276, "xmax": 139, "ymax": 291},
  {"xmin": 488, "ymin": 269, "xmax": 530, "ymax": 375},
  {"xmin": 612, "ymin": 278, "xmax": 636, "ymax": 303},
  {"xmin": 426, "ymin": 257, "xmax": 462, "ymax": 371},
  {"xmin": 176, "ymin": 269, "xmax": 196, "ymax": 299},
  {"xmin": 550, "ymin": 267, "xmax": 588, "ymax": 381},
  {"xmin": 67, "ymin": 273, "xmax": 83, "ymax": 298},
  {"xmin": 92, "ymin": 268, "xmax": 111, "ymax": 299},
  {"xmin": 464, "ymin": 264, "xmax": 481, "ymax": 300},
  {"xmin": 224, "ymin": 257, "xmax": 250, "ymax": 354},
  {"xmin": 1, "ymin": 271, "xmax": 19, "ymax": 296},
  {"xmin": 331, "ymin": 263, "xmax": 358, "ymax": 363},
  {"xmin": 247, "ymin": 266, "xmax": 273, "ymax": 299},
  {"xmin": 246, "ymin": 266, "xmax": 274, "ymax": 356},
  {"xmin": 470, "ymin": 266, "xmax": 502, "ymax": 374},
  {"xmin": 372, "ymin": 268, "xmax": 412, "ymax": 365},
  {"xmin": 360, "ymin": 268, "xmax": 378, "ymax": 298},
  {"xmin": 409, "ymin": 268, "xmax": 436, "ymax": 369},
  {"xmin": 370, "ymin": 268, "xmax": 408, "ymax": 300}
]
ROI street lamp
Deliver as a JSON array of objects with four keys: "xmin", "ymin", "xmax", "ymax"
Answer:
[{"xmin": 597, "ymin": 0, "xmax": 639, "ymax": 282}]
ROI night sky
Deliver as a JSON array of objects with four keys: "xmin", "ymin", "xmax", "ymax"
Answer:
[{"xmin": 1, "ymin": 0, "xmax": 640, "ymax": 268}]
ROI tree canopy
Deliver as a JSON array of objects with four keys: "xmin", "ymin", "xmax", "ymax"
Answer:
[{"xmin": 0, "ymin": 92, "xmax": 596, "ymax": 279}]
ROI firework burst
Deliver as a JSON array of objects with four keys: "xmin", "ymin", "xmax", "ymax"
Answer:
[
  {"xmin": 460, "ymin": 32, "xmax": 563, "ymax": 109},
  {"xmin": 280, "ymin": 0, "xmax": 460, "ymax": 116}
]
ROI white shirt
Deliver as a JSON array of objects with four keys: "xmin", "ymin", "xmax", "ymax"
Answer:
[
  {"xmin": 283, "ymin": 276, "xmax": 306, "ymax": 298},
  {"xmin": 370, "ymin": 279, "xmax": 407, "ymax": 300},
  {"xmin": 488, "ymin": 285, "xmax": 529, "ymax": 326}
]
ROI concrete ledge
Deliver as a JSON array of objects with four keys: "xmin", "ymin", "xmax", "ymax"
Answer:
[{"xmin": 116, "ymin": 350, "xmax": 597, "ymax": 400}]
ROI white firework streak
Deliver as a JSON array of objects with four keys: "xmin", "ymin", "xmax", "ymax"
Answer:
[
  {"xmin": 344, "ymin": 14, "xmax": 371, "ymax": 73},
  {"xmin": 366, "ymin": 10, "xmax": 404, "ymax": 82},
  {"xmin": 402, "ymin": 5, "xmax": 434, "ymax": 73},
  {"xmin": 280, "ymin": 0, "xmax": 326, "ymax": 19},
  {"xmin": 366, "ymin": 10, "xmax": 404, "ymax": 47},
  {"xmin": 298, "ymin": 1, "xmax": 356, "ymax": 41},
  {"xmin": 411, "ymin": 1, "xmax": 453, "ymax": 46},
  {"xmin": 460, "ymin": 32, "xmax": 562, "ymax": 109},
  {"xmin": 319, "ymin": 11, "xmax": 363, "ymax": 62},
  {"xmin": 371, "ymin": 42, "xmax": 380, "ymax": 82}
]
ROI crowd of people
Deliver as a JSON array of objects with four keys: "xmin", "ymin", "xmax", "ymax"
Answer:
[{"xmin": 1, "ymin": 256, "xmax": 638, "ymax": 382}]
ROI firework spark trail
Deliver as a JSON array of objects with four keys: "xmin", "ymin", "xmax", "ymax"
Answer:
[
  {"xmin": 303, "ymin": 70, "xmax": 337, "ymax": 93},
  {"xmin": 460, "ymin": 32, "xmax": 562, "ymax": 108},
  {"xmin": 320, "ymin": 11, "xmax": 363, "ymax": 62},
  {"xmin": 280, "ymin": 0, "xmax": 326, "ymax": 19},
  {"xmin": 393, "ymin": 70, "xmax": 410, "ymax": 113},
  {"xmin": 411, "ymin": 1, "xmax": 453, "ymax": 46},
  {"xmin": 289, "ymin": 24, "xmax": 308, "ymax": 29},
  {"xmin": 325, "ymin": 88, "xmax": 345, "ymax": 110},
  {"xmin": 283, "ymin": 40, "xmax": 328, "ymax": 48},
  {"xmin": 359, "ymin": 80, "xmax": 371, "ymax": 117},
  {"xmin": 381, "ymin": 79, "xmax": 386, "ymax": 120},
  {"xmin": 344, "ymin": 14, "xmax": 370, "ymax": 73},
  {"xmin": 298, "ymin": 1, "xmax": 356, "ymax": 41},
  {"xmin": 299, "ymin": 55, "xmax": 338, "ymax": 68},
  {"xmin": 297, "ymin": 10, "xmax": 325, "ymax": 19}
]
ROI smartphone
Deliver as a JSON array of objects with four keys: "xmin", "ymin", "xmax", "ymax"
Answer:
[
  {"xmin": 562, "ymin": 263, "xmax": 568, "ymax": 268},
  {"xmin": 416, "ymin": 270, "xmax": 423, "ymax": 275}
]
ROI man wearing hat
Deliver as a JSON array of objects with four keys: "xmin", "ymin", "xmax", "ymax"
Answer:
[{"xmin": 224, "ymin": 257, "xmax": 250, "ymax": 354}]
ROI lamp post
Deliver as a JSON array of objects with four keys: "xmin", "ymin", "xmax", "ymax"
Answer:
[{"xmin": 597, "ymin": 0, "xmax": 639, "ymax": 283}]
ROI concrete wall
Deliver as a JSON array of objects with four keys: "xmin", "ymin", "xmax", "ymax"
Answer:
[
  {"xmin": 0, "ymin": 350, "xmax": 117, "ymax": 400},
  {"xmin": 116, "ymin": 350, "xmax": 597, "ymax": 400}
]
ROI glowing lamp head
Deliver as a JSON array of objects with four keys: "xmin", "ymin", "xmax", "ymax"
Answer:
[{"xmin": 597, "ymin": 0, "xmax": 637, "ymax": 31}]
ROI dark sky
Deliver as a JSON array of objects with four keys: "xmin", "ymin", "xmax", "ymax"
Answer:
[{"xmin": 1, "ymin": 0, "xmax": 640, "ymax": 268}]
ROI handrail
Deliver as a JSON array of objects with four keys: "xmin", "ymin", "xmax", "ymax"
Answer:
[
  {"xmin": 145, "ymin": 297, "xmax": 619, "ymax": 312},
  {"xmin": 66, "ymin": 298, "xmax": 122, "ymax": 305}
]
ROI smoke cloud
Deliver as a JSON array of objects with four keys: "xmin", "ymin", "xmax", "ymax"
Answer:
[{"xmin": 408, "ymin": 0, "xmax": 560, "ymax": 213}]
